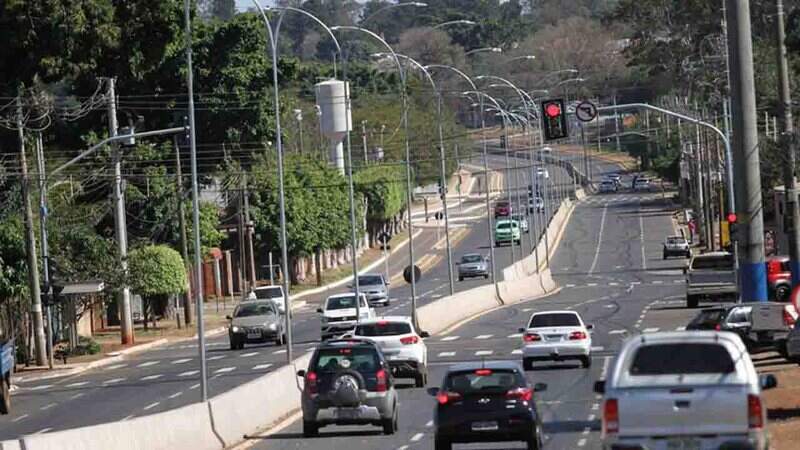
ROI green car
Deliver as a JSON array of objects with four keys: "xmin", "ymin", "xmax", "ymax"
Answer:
[{"xmin": 495, "ymin": 219, "xmax": 521, "ymax": 246}]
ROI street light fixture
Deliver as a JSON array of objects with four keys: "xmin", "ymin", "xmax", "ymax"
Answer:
[
  {"xmin": 432, "ymin": 19, "xmax": 477, "ymax": 29},
  {"xmin": 503, "ymin": 55, "xmax": 536, "ymax": 64},
  {"xmin": 465, "ymin": 47, "xmax": 503, "ymax": 56}
]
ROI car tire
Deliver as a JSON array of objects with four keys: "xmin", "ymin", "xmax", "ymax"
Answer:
[
  {"xmin": 434, "ymin": 436, "xmax": 452, "ymax": 450},
  {"xmin": 484, "ymin": 274, "xmax": 489, "ymax": 279},
  {"xmin": 776, "ymin": 285, "xmax": 791, "ymax": 302},
  {"xmin": 1, "ymin": 374, "xmax": 10, "ymax": 415},
  {"xmin": 414, "ymin": 371, "xmax": 426, "ymax": 388},
  {"xmin": 229, "ymin": 339, "xmax": 237, "ymax": 351},
  {"xmin": 685, "ymin": 251, "xmax": 691, "ymax": 259},
  {"xmin": 580, "ymin": 355, "xmax": 592, "ymax": 369},
  {"xmin": 523, "ymin": 357, "xmax": 534, "ymax": 371},
  {"xmin": 687, "ymin": 295, "xmax": 699, "ymax": 309},
  {"xmin": 458, "ymin": 276, "xmax": 463, "ymax": 282},
  {"xmin": 662, "ymin": 252, "xmax": 667, "ymax": 260},
  {"xmin": 526, "ymin": 429, "xmax": 542, "ymax": 450},
  {"xmin": 382, "ymin": 406, "xmax": 398, "ymax": 435},
  {"xmin": 302, "ymin": 420, "xmax": 319, "ymax": 437},
  {"xmin": 275, "ymin": 334, "xmax": 285, "ymax": 346}
]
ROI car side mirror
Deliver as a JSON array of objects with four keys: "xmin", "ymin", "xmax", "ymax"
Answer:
[
  {"xmin": 518, "ymin": 327, "xmax": 526, "ymax": 333},
  {"xmin": 586, "ymin": 324, "xmax": 594, "ymax": 330},
  {"xmin": 593, "ymin": 380, "xmax": 606, "ymax": 394},
  {"xmin": 226, "ymin": 315, "xmax": 232, "ymax": 320},
  {"xmin": 760, "ymin": 374, "xmax": 778, "ymax": 390},
  {"xmin": 296, "ymin": 370, "xmax": 306, "ymax": 378},
  {"xmin": 316, "ymin": 308, "xmax": 323, "ymax": 314},
  {"xmin": 386, "ymin": 281, "xmax": 390, "ymax": 286},
  {"xmin": 426, "ymin": 387, "xmax": 440, "ymax": 397},
  {"xmin": 533, "ymin": 382, "xmax": 548, "ymax": 392},
  {"xmin": 420, "ymin": 331, "xmax": 430, "ymax": 338}
]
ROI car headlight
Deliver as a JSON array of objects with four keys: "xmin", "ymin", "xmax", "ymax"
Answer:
[
  {"xmin": 321, "ymin": 316, "xmax": 329, "ymax": 324},
  {"xmin": 231, "ymin": 326, "xmax": 240, "ymax": 333},
  {"xmin": 268, "ymin": 323, "xmax": 278, "ymax": 331}
]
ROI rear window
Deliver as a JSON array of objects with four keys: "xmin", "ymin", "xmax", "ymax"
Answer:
[
  {"xmin": 234, "ymin": 303, "xmax": 275, "ymax": 317},
  {"xmin": 529, "ymin": 313, "xmax": 580, "ymax": 328},
  {"xmin": 497, "ymin": 222, "xmax": 518, "ymax": 230},
  {"xmin": 691, "ymin": 255, "xmax": 733, "ymax": 270},
  {"xmin": 445, "ymin": 369, "xmax": 524, "ymax": 394},
  {"xmin": 601, "ymin": 180, "xmax": 614, "ymax": 185},
  {"xmin": 254, "ymin": 287, "xmax": 282, "ymax": 299},
  {"xmin": 358, "ymin": 275, "xmax": 383, "ymax": 286},
  {"xmin": 355, "ymin": 322, "xmax": 411, "ymax": 337},
  {"xmin": 629, "ymin": 343, "xmax": 735, "ymax": 375},
  {"xmin": 314, "ymin": 346, "xmax": 380, "ymax": 373},
  {"xmin": 667, "ymin": 237, "xmax": 684, "ymax": 244},
  {"xmin": 327, "ymin": 296, "xmax": 363, "ymax": 310},
  {"xmin": 462, "ymin": 255, "xmax": 483, "ymax": 263}
]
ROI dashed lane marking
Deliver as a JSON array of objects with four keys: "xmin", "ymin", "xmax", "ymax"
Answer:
[
  {"xmin": 189, "ymin": 383, "xmax": 201, "ymax": 390},
  {"xmin": 172, "ymin": 358, "xmax": 192, "ymax": 364},
  {"xmin": 608, "ymin": 330, "xmax": 626, "ymax": 335},
  {"xmin": 140, "ymin": 374, "xmax": 163, "ymax": 381},
  {"xmin": 410, "ymin": 433, "xmax": 425, "ymax": 442},
  {"xmin": 508, "ymin": 333, "xmax": 522, "ymax": 338},
  {"xmin": 40, "ymin": 403, "xmax": 57, "ymax": 411},
  {"xmin": 438, "ymin": 352, "xmax": 456, "ymax": 357},
  {"xmin": 143, "ymin": 402, "xmax": 160, "ymax": 411},
  {"xmin": 28, "ymin": 385, "xmax": 52, "ymax": 391},
  {"xmin": 252, "ymin": 364, "xmax": 273, "ymax": 370},
  {"xmin": 475, "ymin": 334, "xmax": 493, "ymax": 340},
  {"xmin": 103, "ymin": 378, "xmax": 125, "ymax": 385},
  {"xmin": 208, "ymin": 355, "xmax": 226, "ymax": 361},
  {"xmin": 441, "ymin": 336, "xmax": 459, "ymax": 341},
  {"xmin": 214, "ymin": 367, "xmax": 236, "ymax": 374},
  {"xmin": 643, "ymin": 328, "xmax": 660, "ymax": 333},
  {"xmin": 475, "ymin": 350, "xmax": 493, "ymax": 356},
  {"xmin": 675, "ymin": 326, "xmax": 686, "ymax": 331},
  {"xmin": 35, "ymin": 428, "xmax": 52, "ymax": 434},
  {"xmin": 178, "ymin": 370, "xmax": 199, "ymax": 377},
  {"xmin": 511, "ymin": 349, "xmax": 523, "ymax": 355},
  {"xmin": 12, "ymin": 414, "xmax": 29, "ymax": 423},
  {"xmin": 137, "ymin": 361, "xmax": 160, "ymax": 368},
  {"xmin": 106, "ymin": 364, "xmax": 127, "ymax": 370},
  {"xmin": 65, "ymin": 382, "xmax": 88, "ymax": 388},
  {"xmin": 273, "ymin": 349, "xmax": 287, "ymax": 355},
  {"xmin": 168, "ymin": 392, "xmax": 183, "ymax": 399},
  {"xmin": 239, "ymin": 352, "xmax": 259, "ymax": 358},
  {"xmin": 591, "ymin": 346, "xmax": 604, "ymax": 352}
]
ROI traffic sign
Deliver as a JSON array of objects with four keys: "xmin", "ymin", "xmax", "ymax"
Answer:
[
  {"xmin": 403, "ymin": 265, "xmax": 422, "ymax": 284},
  {"xmin": 575, "ymin": 101, "xmax": 598, "ymax": 122},
  {"xmin": 379, "ymin": 232, "xmax": 392, "ymax": 250}
]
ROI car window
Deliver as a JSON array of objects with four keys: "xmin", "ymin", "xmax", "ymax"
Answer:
[
  {"xmin": 445, "ymin": 369, "xmax": 525, "ymax": 394},
  {"xmin": 496, "ymin": 202, "xmax": 509, "ymax": 207},
  {"xmin": 253, "ymin": 287, "xmax": 282, "ymax": 299},
  {"xmin": 529, "ymin": 313, "xmax": 580, "ymax": 328},
  {"xmin": 782, "ymin": 261, "xmax": 792, "ymax": 272},
  {"xmin": 629, "ymin": 343, "xmax": 735, "ymax": 375},
  {"xmin": 689, "ymin": 309, "xmax": 726, "ymax": 327},
  {"xmin": 727, "ymin": 307, "xmax": 751, "ymax": 324},
  {"xmin": 462, "ymin": 255, "xmax": 483, "ymax": 263},
  {"xmin": 667, "ymin": 237, "xmax": 684, "ymax": 244},
  {"xmin": 355, "ymin": 322, "xmax": 412, "ymax": 337},
  {"xmin": 497, "ymin": 222, "xmax": 517, "ymax": 230},
  {"xmin": 234, "ymin": 303, "xmax": 275, "ymax": 317},
  {"xmin": 358, "ymin": 275, "xmax": 383, "ymax": 286},
  {"xmin": 691, "ymin": 255, "xmax": 734, "ymax": 270},
  {"xmin": 314, "ymin": 347, "xmax": 380, "ymax": 373},
  {"xmin": 327, "ymin": 296, "xmax": 358, "ymax": 310}
]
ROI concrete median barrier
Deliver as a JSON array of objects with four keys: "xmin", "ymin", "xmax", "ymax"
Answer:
[
  {"xmin": 0, "ymin": 440, "xmax": 22, "ymax": 450},
  {"xmin": 417, "ymin": 284, "xmax": 501, "ymax": 335}
]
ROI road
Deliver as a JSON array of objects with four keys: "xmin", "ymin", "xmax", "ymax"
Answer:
[
  {"xmin": 242, "ymin": 169, "xmax": 699, "ymax": 450},
  {"xmin": 0, "ymin": 145, "xmax": 598, "ymax": 439}
]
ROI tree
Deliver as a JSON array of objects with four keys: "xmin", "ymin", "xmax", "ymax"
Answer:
[
  {"xmin": 395, "ymin": 28, "xmax": 465, "ymax": 68},
  {"xmin": 199, "ymin": 0, "xmax": 236, "ymax": 21},
  {"xmin": 128, "ymin": 245, "xmax": 188, "ymax": 330}
]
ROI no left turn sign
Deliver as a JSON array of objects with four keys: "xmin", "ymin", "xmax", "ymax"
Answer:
[{"xmin": 575, "ymin": 101, "xmax": 598, "ymax": 122}]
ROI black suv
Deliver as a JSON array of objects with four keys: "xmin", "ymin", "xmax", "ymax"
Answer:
[
  {"xmin": 428, "ymin": 361, "xmax": 546, "ymax": 450},
  {"xmin": 297, "ymin": 339, "xmax": 399, "ymax": 437}
]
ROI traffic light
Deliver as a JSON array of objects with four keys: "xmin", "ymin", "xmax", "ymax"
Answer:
[{"xmin": 541, "ymin": 99, "xmax": 568, "ymax": 141}]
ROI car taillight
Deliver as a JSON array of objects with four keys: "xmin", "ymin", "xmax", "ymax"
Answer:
[
  {"xmin": 506, "ymin": 387, "xmax": 533, "ymax": 402},
  {"xmin": 436, "ymin": 391, "xmax": 462, "ymax": 405},
  {"xmin": 569, "ymin": 331, "xmax": 588, "ymax": 340},
  {"xmin": 748, "ymin": 394, "xmax": 764, "ymax": 429},
  {"xmin": 783, "ymin": 308, "xmax": 796, "ymax": 327},
  {"xmin": 603, "ymin": 399, "xmax": 619, "ymax": 435},
  {"xmin": 714, "ymin": 324, "xmax": 722, "ymax": 331},
  {"xmin": 376, "ymin": 368, "xmax": 387, "ymax": 392},
  {"xmin": 306, "ymin": 371, "xmax": 318, "ymax": 395},
  {"xmin": 523, "ymin": 333, "xmax": 541, "ymax": 342},
  {"xmin": 400, "ymin": 335, "xmax": 419, "ymax": 345}
]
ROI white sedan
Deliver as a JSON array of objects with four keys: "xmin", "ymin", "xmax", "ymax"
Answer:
[
  {"xmin": 350, "ymin": 316, "xmax": 429, "ymax": 387},
  {"xmin": 519, "ymin": 310, "xmax": 593, "ymax": 369}
]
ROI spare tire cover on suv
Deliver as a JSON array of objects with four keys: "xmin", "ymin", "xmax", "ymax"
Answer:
[{"xmin": 330, "ymin": 370, "xmax": 365, "ymax": 406}]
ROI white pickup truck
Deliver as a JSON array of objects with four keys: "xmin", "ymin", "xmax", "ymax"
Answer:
[
  {"xmin": 686, "ymin": 251, "xmax": 738, "ymax": 308},
  {"xmin": 595, "ymin": 331, "xmax": 777, "ymax": 450}
]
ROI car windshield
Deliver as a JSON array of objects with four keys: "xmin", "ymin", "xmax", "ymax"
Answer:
[
  {"xmin": 358, "ymin": 275, "xmax": 383, "ymax": 286},
  {"xmin": 445, "ymin": 369, "xmax": 524, "ymax": 394},
  {"xmin": 692, "ymin": 255, "xmax": 733, "ymax": 270},
  {"xmin": 601, "ymin": 180, "xmax": 613, "ymax": 185},
  {"xmin": 636, "ymin": 179, "xmax": 650, "ymax": 184},
  {"xmin": 327, "ymin": 296, "xmax": 360, "ymax": 310},
  {"xmin": 529, "ymin": 313, "xmax": 580, "ymax": 328},
  {"xmin": 496, "ymin": 202, "xmax": 510, "ymax": 208},
  {"xmin": 666, "ymin": 237, "xmax": 685, "ymax": 244},
  {"xmin": 253, "ymin": 287, "xmax": 282, "ymax": 299},
  {"xmin": 497, "ymin": 222, "xmax": 517, "ymax": 230},
  {"xmin": 234, "ymin": 303, "xmax": 275, "ymax": 317},
  {"xmin": 314, "ymin": 347, "xmax": 380, "ymax": 373},
  {"xmin": 462, "ymin": 255, "xmax": 483, "ymax": 263},
  {"xmin": 355, "ymin": 321, "xmax": 412, "ymax": 337},
  {"xmin": 629, "ymin": 343, "xmax": 735, "ymax": 375},
  {"xmin": 689, "ymin": 309, "xmax": 727, "ymax": 327}
]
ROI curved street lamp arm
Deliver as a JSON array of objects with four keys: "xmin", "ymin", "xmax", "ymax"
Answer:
[{"xmin": 425, "ymin": 64, "xmax": 477, "ymax": 91}]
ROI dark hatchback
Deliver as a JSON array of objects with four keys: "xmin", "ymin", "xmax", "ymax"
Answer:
[{"xmin": 428, "ymin": 361, "xmax": 546, "ymax": 450}]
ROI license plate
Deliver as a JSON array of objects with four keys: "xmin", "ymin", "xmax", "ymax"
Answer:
[
  {"xmin": 471, "ymin": 421, "xmax": 498, "ymax": 431},
  {"xmin": 545, "ymin": 334, "xmax": 562, "ymax": 341},
  {"xmin": 335, "ymin": 408, "xmax": 361, "ymax": 420},
  {"xmin": 247, "ymin": 332, "xmax": 261, "ymax": 339},
  {"xmin": 667, "ymin": 438, "xmax": 701, "ymax": 450}
]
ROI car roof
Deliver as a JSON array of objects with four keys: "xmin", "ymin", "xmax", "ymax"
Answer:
[
  {"xmin": 317, "ymin": 338, "xmax": 379, "ymax": 349},
  {"xmin": 693, "ymin": 251, "xmax": 732, "ymax": 258},
  {"xmin": 600, "ymin": 179, "xmax": 614, "ymax": 183},
  {"xmin": 624, "ymin": 330, "xmax": 745, "ymax": 348},
  {"xmin": 239, "ymin": 299, "xmax": 277, "ymax": 306},
  {"xmin": 445, "ymin": 360, "xmax": 523, "ymax": 373},
  {"xmin": 530, "ymin": 310, "xmax": 580, "ymax": 317},
  {"xmin": 462, "ymin": 253, "xmax": 483, "ymax": 258},
  {"xmin": 358, "ymin": 316, "xmax": 413, "ymax": 325},
  {"xmin": 327, "ymin": 292, "xmax": 366, "ymax": 299},
  {"xmin": 496, "ymin": 219, "xmax": 516, "ymax": 225}
]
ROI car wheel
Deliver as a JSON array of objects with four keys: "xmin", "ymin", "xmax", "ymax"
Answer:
[
  {"xmin": 526, "ymin": 428, "xmax": 542, "ymax": 450},
  {"xmin": 382, "ymin": 406, "xmax": 398, "ymax": 435},
  {"xmin": 685, "ymin": 251, "xmax": 691, "ymax": 259},
  {"xmin": 776, "ymin": 285, "xmax": 791, "ymax": 302},
  {"xmin": 687, "ymin": 295, "xmax": 699, "ymax": 309},
  {"xmin": 663, "ymin": 252, "xmax": 667, "ymax": 260},
  {"xmin": 581, "ymin": 355, "xmax": 592, "ymax": 369},
  {"xmin": 414, "ymin": 371, "xmax": 426, "ymax": 388},
  {"xmin": 1, "ymin": 375, "xmax": 10, "ymax": 415},
  {"xmin": 302, "ymin": 420, "xmax": 319, "ymax": 437},
  {"xmin": 458, "ymin": 276, "xmax": 463, "ymax": 282},
  {"xmin": 229, "ymin": 338, "xmax": 237, "ymax": 351},
  {"xmin": 434, "ymin": 436, "xmax": 452, "ymax": 450},
  {"xmin": 523, "ymin": 358, "xmax": 534, "ymax": 371},
  {"xmin": 484, "ymin": 274, "xmax": 489, "ymax": 279},
  {"xmin": 275, "ymin": 334, "xmax": 285, "ymax": 346}
]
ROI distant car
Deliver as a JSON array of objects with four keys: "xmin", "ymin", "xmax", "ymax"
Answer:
[
  {"xmin": 663, "ymin": 235, "xmax": 691, "ymax": 259},
  {"xmin": 595, "ymin": 331, "xmax": 777, "ymax": 450},
  {"xmin": 227, "ymin": 300, "xmax": 286, "ymax": 350},
  {"xmin": 510, "ymin": 213, "xmax": 529, "ymax": 234},
  {"xmin": 248, "ymin": 285, "xmax": 286, "ymax": 314},
  {"xmin": 352, "ymin": 316, "xmax": 429, "ymax": 387},
  {"xmin": 539, "ymin": 146, "xmax": 552, "ymax": 157},
  {"xmin": 685, "ymin": 251, "xmax": 737, "ymax": 308},
  {"xmin": 353, "ymin": 274, "xmax": 389, "ymax": 307},
  {"xmin": 519, "ymin": 311, "xmax": 593, "ymax": 369},
  {"xmin": 766, "ymin": 256, "xmax": 792, "ymax": 301},
  {"xmin": 457, "ymin": 253, "xmax": 489, "ymax": 281},
  {"xmin": 606, "ymin": 173, "xmax": 622, "ymax": 186},
  {"xmin": 494, "ymin": 200, "xmax": 512, "ymax": 218},
  {"xmin": 688, "ymin": 303, "xmax": 797, "ymax": 354},
  {"xmin": 495, "ymin": 219, "xmax": 521, "ymax": 246},
  {"xmin": 535, "ymin": 167, "xmax": 549, "ymax": 179},
  {"xmin": 297, "ymin": 338, "xmax": 399, "ymax": 436},
  {"xmin": 428, "ymin": 361, "xmax": 547, "ymax": 450},
  {"xmin": 528, "ymin": 196, "xmax": 544, "ymax": 214},
  {"xmin": 598, "ymin": 180, "xmax": 617, "ymax": 193},
  {"xmin": 318, "ymin": 293, "xmax": 374, "ymax": 341},
  {"xmin": 784, "ymin": 320, "xmax": 800, "ymax": 362},
  {"xmin": 633, "ymin": 177, "xmax": 652, "ymax": 191}
]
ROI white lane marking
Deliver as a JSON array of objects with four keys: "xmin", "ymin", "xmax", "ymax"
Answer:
[
  {"xmin": 273, "ymin": 349, "xmax": 287, "ymax": 355},
  {"xmin": 608, "ymin": 329, "xmax": 626, "ymax": 335},
  {"xmin": 475, "ymin": 334, "xmax": 493, "ymax": 340},
  {"xmin": 587, "ymin": 283, "xmax": 598, "ymax": 287},
  {"xmin": 65, "ymin": 382, "xmax": 88, "ymax": 388},
  {"xmin": 106, "ymin": 364, "xmax": 127, "ymax": 370},
  {"xmin": 172, "ymin": 358, "xmax": 192, "ymax": 364},
  {"xmin": 675, "ymin": 326, "xmax": 686, "ymax": 331},
  {"xmin": 239, "ymin": 352, "xmax": 259, "ymax": 358},
  {"xmin": 137, "ymin": 361, "xmax": 160, "ymax": 368},
  {"xmin": 601, "ymin": 357, "xmax": 611, "ymax": 380},
  {"xmin": 104, "ymin": 378, "xmax": 126, "ymax": 385},
  {"xmin": 475, "ymin": 350, "xmax": 493, "ymax": 356},
  {"xmin": 566, "ymin": 284, "xmax": 576, "ymax": 288},
  {"xmin": 643, "ymin": 328, "xmax": 660, "ymax": 333},
  {"xmin": 522, "ymin": 308, "xmax": 533, "ymax": 312},
  {"xmin": 591, "ymin": 346, "xmax": 604, "ymax": 352},
  {"xmin": 438, "ymin": 352, "xmax": 456, "ymax": 357},
  {"xmin": 441, "ymin": 336, "xmax": 459, "ymax": 341},
  {"xmin": 588, "ymin": 414, "xmax": 596, "ymax": 421},
  {"xmin": 630, "ymin": 281, "xmax": 641, "ymax": 285},
  {"xmin": 511, "ymin": 349, "xmax": 523, "ymax": 355},
  {"xmin": 397, "ymin": 446, "xmax": 409, "ymax": 450},
  {"xmin": 252, "ymin": 364, "xmax": 273, "ymax": 370},
  {"xmin": 410, "ymin": 433, "xmax": 424, "ymax": 442},
  {"xmin": 28, "ymin": 384, "xmax": 52, "ymax": 391},
  {"xmin": 40, "ymin": 403, "xmax": 57, "ymax": 411},
  {"xmin": 140, "ymin": 374, "xmax": 163, "ymax": 381},
  {"xmin": 35, "ymin": 427, "xmax": 52, "ymax": 434},
  {"xmin": 189, "ymin": 383, "xmax": 201, "ymax": 390},
  {"xmin": 508, "ymin": 333, "xmax": 522, "ymax": 338},
  {"xmin": 588, "ymin": 205, "xmax": 608, "ymax": 275},
  {"xmin": 592, "ymin": 403, "xmax": 600, "ymax": 410},
  {"xmin": 426, "ymin": 420, "xmax": 434, "ymax": 427},
  {"xmin": 577, "ymin": 438, "xmax": 587, "ymax": 447},
  {"xmin": 12, "ymin": 414, "xmax": 29, "ymax": 423},
  {"xmin": 70, "ymin": 393, "xmax": 85, "ymax": 400},
  {"xmin": 122, "ymin": 414, "xmax": 135, "ymax": 421},
  {"xmin": 143, "ymin": 402, "xmax": 160, "ymax": 411},
  {"xmin": 653, "ymin": 280, "xmax": 663, "ymax": 285},
  {"xmin": 178, "ymin": 370, "xmax": 199, "ymax": 377},
  {"xmin": 208, "ymin": 355, "xmax": 226, "ymax": 361},
  {"xmin": 168, "ymin": 392, "xmax": 183, "ymax": 399},
  {"xmin": 214, "ymin": 367, "xmax": 236, "ymax": 374},
  {"xmin": 582, "ymin": 427, "xmax": 591, "ymax": 435},
  {"xmin": 640, "ymin": 212, "xmax": 647, "ymax": 271}
]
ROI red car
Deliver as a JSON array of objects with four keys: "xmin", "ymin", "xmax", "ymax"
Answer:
[
  {"xmin": 493, "ymin": 200, "xmax": 512, "ymax": 218},
  {"xmin": 767, "ymin": 256, "xmax": 792, "ymax": 301}
]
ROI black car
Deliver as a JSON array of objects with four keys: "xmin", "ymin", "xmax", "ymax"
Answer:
[
  {"xmin": 686, "ymin": 304, "xmax": 791, "ymax": 353},
  {"xmin": 427, "ymin": 361, "xmax": 546, "ymax": 450}
]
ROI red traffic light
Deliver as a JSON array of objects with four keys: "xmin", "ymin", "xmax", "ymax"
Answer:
[
  {"xmin": 545, "ymin": 103, "xmax": 562, "ymax": 118},
  {"xmin": 727, "ymin": 213, "xmax": 737, "ymax": 224}
]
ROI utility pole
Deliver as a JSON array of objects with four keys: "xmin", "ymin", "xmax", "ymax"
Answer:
[
  {"xmin": 243, "ymin": 173, "xmax": 256, "ymax": 286},
  {"xmin": 107, "ymin": 79, "xmax": 135, "ymax": 343},
  {"xmin": 17, "ymin": 95, "xmax": 47, "ymax": 366},
  {"xmin": 613, "ymin": 95, "xmax": 621, "ymax": 153},
  {"xmin": 174, "ymin": 136, "xmax": 193, "ymax": 325},
  {"xmin": 362, "ymin": 120, "xmax": 368, "ymax": 163},
  {"xmin": 237, "ymin": 179, "xmax": 247, "ymax": 297},
  {"xmin": 726, "ymin": 0, "xmax": 767, "ymax": 302},
  {"xmin": 35, "ymin": 132, "xmax": 54, "ymax": 368},
  {"xmin": 776, "ymin": 0, "xmax": 800, "ymax": 285}
]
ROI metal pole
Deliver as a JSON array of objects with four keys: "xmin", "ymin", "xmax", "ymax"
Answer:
[
  {"xmin": 726, "ymin": 0, "xmax": 767, "ymax": 302},
  {"xmin": 184, "ymin": 0, "xmax": 209, "ymax": 400},
  {"xmin": 613, "ymin": 95, "xmax": 621, "ymax": 153},
  {"xmin": 174, "ymin": 136, "xmax": 193, "ymax": 325},
  {"xmin": 268, "ymin": 252, "xmax": 274, "ymax": 285},
  {"xmin": 35, "ymin": 132, "xmax": 53, "ymax": 368},
  {"xmin": 243, "ymin": 174, "xmax": 257, "ymax": 286},
  {"xmin": 502, "ymin": 119, "xmax": 516, "ymax": 264},
  {"xmin": 437, "ymin": 93, "xmax": 456, "ymax": 295},
  {"xmin": 341, "ymin": 55, "xmax": 362, "ymax": 324},
  {"xmin": 362, "ymin": 120, "xmax": 368, "ymax": 163},
  {"xmin": 776, "ymin": 0, "xmax": 800, "ymax": 286},
  {"xmin": 479, "ymin": 98, "xmax": 501, "ymax": 299}
]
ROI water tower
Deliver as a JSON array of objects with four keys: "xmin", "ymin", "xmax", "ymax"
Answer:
[{"xmin": 315, "ymin": 80, "xmax": 352, "ymax": 174}]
